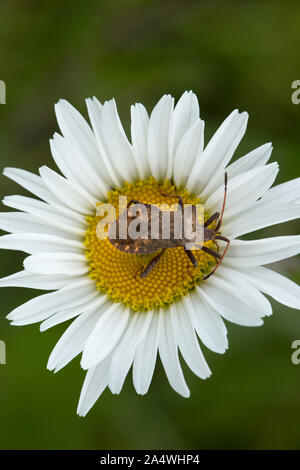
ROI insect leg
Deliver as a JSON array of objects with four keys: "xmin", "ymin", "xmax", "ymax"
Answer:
[
  {"xmin": 176, "ymin": 196, "xmax": 184, "ymax": 210},
  {"xmin": 201, "ymin": 246, "xmax": 221, "ymax": 260},
  {"xmin": 203, "ymin": 236, "xmax": 231, "ymax": 280},
  {"xmin": 127, "ymin": 199, "xmax": 142, "ymax": 208},
  {"xmin": 160, "ymin": 192, "xmax": 183, "ymax": 210},
  {"xmin": 184, "ymin": 249, "xmax": 198, "ymax": 267},
  {"xmin": 215, "ymin": 172, "xmax": 228, "ymax": 231},
  {"xmin": 140, "ymin": 249, "xmax": 167, "ymax": 278},
  {"xmin": 204, "ymin": 212, "xmax": 220, "ymax": 228}
]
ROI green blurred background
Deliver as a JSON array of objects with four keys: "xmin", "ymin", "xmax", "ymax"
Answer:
[{"xmin": 0, "ymin": 0, "xmax": 299, "ymax": 450}]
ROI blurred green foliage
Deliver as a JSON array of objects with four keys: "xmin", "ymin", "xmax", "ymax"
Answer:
[{"xmin": 0, "ymin": 0, "xmax": 299, "ymax": 450}]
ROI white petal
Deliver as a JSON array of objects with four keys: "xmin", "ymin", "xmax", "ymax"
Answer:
[
  {"xmin": 226, "ymin": 143, "xmax": 272, "ymax": 177},
  {"xmin": 50, "ymin": 133, "xmax": 108, "ymax": 200},
  {"xmin": 39, "ymin": 166, "xmax": 95, "ymax": 214},
  {"xmin": 199, "ymin": 279, "xmax": 264, "ymax": 326},
  {"xmin": 0, "ymin": 270, "xmax": 74, "ymax": 290},
  {"xmin": 0, "ymin": 233, "xmax": 83, "ymax": 255},
  {"xmin": 55, "ymin": 99, "xmax": 111, "ymax": 186},
  {"xmin": 207, "ymin": 142, "xmax": 273, "ymax": 193},
  {"xmin": 40, "ymin": 295, "xmax": 107, "ymax": 332},
  {"xmin": 86, "ymin": 97, "xmax": 121, "ymax": 187},
  {"xmin": 225, "ymin": 235, "xmax": 300, "ymax": 267},
  {"xmin": 215, "ymin": 267, "xmax": 272, "ymax": 317},
  {"xmin": 47, "ymin": 300, "xmax": 108, "ymax": 372},
  {"xmin": 187, "ymin": 109, "xmax": 248, "ymax": 195},
  {"xmin": 148, "ymin": 94, "xmax": 174, "ymax": 181},
  {"xmin": 41, "ymin": 309, "xmax": 81, "ymax": 332},
  {"xmin": 91, "ymin": 99, "xmax": 138, "ymax": 183},
  {"xmin": 133, "ymin": 312, "xmax": 160, "ymax": 395},
  {"xmin": 171, "ymin": 90, "xmax": 200, "ymax": 154},
  {"xmin": 173, "ymin": 119, "xmax": 204, "ymax": 188},
  {"xmin": 130, "ymin": 103, "xmax": 150, "ymax": 179},
  {"xmin": 3, "ymin": 195, "xmax": 86, "ymax": 236},
  {"xmin": 81, "ymin": 303, "xmax": 129, "ymax": 369},
  {"xmin": 77, "ymin": 355, "xmax": 111, "ymax": 417},
  {"xmin": 7, "ymin": 278, "xmax": 97, "ymax": 325},
  {"xmin": 222, "ymin": 202, "xmax": 300, "ymax": 238},
  {"xmin": 158, "ymin": 308, "xmax": 190, "ymax": 398},
  {"xmin": 109, "ymin": 311, "xmax": 152, "ymax": 394},
  {"xmin": 261, "ymin": 177, "xmax": 300, "ymax": 205},
  {"xmin": 0, "ymin": 211, "xmax": 80, "ymax": 239},
  {"xmin": 24, "ymin": 252, "xmax": 88, "ymax": 276},
  {"xmin": 184, "ymin": 293, "xmax": 228, "ymax": 353},
  {"xmin": 3, "ymin": 167, "xmax": 61, "ymax": 205},
  {"xmin": 205, "ymin": 163, "xmax": 279, "ymax": 221},
  {"xmin": 2, "ymin": 195, "xmax": 85, "ymax": 223},
  {"xmin": 238, "ymin": 266, "xmax": 300, "ymax": 310},
  {"xmin": 169, "ymin": 303, "xmax": 211, "ymax": 379}
]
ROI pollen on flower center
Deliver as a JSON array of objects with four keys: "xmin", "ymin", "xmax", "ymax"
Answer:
[{"xmin": 84, "ymin": 177, "xmax": 217, "ymax": 312}]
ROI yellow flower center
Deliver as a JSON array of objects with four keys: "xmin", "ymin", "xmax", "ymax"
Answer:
[{"xmin": 84, "ymin": 177, "xmax": 217, "ymax": 311}]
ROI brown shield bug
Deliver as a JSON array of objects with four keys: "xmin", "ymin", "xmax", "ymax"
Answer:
[{"xmin": 108, "ymin": 174, "xmax": 230, "ymax": 279}]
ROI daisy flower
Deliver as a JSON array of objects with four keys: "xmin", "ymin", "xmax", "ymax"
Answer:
[{"xmin": 0, "ymin": 91, "xmax": 300, "ymax": 417}]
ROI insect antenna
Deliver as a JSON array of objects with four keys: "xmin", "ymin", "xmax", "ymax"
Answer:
[
  {"xmin": 203, "ymin": 235, "xmax": 230, "ymax": 280},
  {"xmin": 203, "ymin": 173, "xmax": 230, "ymax": 279}
]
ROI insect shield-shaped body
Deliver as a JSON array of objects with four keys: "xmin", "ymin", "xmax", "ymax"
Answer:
[{"xmin": 108, "ymin": 174, "xmax": 230, "ymax": 279}]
